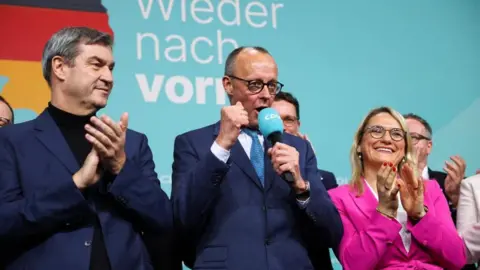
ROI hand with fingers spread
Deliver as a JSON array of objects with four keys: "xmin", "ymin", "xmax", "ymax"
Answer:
[
  {"xmin": 398, "ymin": 163, "xmax": 426, "ymax": 220},
  {"xmin": 85, "ymin": 112, "xmax": 129, "ymax": 175},
  {"xmin": 376, "ymin": 162, "xmax": 400, "ymax": 218},
  {"xmin": 215, "ymin": 101, "xmax": 249, "ymax": 150},
  {"xmin": 443, "ymin": 155, "xmax": 466, "ymax": 207}
]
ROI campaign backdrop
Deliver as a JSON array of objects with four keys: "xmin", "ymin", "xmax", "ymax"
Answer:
[{"xmin": 1, "ymin": 0, "xmax": 479, "ymax": 269}]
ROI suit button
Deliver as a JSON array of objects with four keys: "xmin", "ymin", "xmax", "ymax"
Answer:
[
  {"xmin": 84, "ymin": 240, "xmax": 92, "ymax": 247},
  {"xmin": 65, "ymin": 222, "xmax": 70, "ymax": 226}
]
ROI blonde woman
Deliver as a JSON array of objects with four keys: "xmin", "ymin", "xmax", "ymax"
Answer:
[
  {"xmin": 328, "ymin": 107, "xmax": 466, "ymax": 270},
  {"xmin": 457, "ymin": 174, "xmax": 480, "ymax": 269}
]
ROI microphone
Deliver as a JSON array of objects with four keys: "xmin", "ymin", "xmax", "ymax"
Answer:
[{"xmin": 258, "ymin": 108, "xmax": 295, "ymax": 183}]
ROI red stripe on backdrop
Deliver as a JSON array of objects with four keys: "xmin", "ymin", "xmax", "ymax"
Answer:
[{"xmin": 0, "ymin": 5, "xmax": 112, "ymax": 61}]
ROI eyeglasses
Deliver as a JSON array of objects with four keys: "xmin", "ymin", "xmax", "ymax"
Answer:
[
  {"xmin": 0, "ymin": 117, "xmax": 11, "ymax": 127},
  {"xmin": 410, "ymin": 133, "xmax": 431, "ymax": 145},
  {"xmin": 227, "ymin": 75, "xmax": 284, "ymax": 95},
  {"xmin": 364, "ymin": 125, "xmax": 405, "ymax": 141},
  {"xmin": 282, "ymin": 116, "xmax": 298, "ymax": 127}
]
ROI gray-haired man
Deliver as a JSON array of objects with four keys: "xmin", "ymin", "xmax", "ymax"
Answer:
[{"xmin": 0, "ymin": 27, "xmax": 173, "ymax": 270}]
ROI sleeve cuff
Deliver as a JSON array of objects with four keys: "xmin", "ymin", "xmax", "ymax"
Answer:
[
  {"xmin": 210, "ymin": 141, "xmax": 231, "ymax": 163},
  {"xmin": 296, "ymin": 198, "xmax": 310, "ymax": 209}
]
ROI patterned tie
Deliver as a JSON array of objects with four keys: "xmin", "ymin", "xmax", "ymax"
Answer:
[{"xmin": 243, "ymin": 129, "xmax": 265, "ymax": 186}]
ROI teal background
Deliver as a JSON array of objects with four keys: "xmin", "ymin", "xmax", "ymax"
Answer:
[{"xmin": 6, "ymin": 1, "xmax": 480, "ymax": 269}]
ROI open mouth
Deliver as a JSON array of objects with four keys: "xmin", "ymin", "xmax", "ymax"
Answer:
[
  {"xmin": 375, "ymin": 147, "xmax": 394, "ymax": 153},
  {"xmin": 255, "ymin": 106, "xmax": 268, "ymax": 112}
]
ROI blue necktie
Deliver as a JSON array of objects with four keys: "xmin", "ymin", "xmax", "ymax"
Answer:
[{"xmin": 243, "ymin": 129, "xmax": 265, "ymax": 186}]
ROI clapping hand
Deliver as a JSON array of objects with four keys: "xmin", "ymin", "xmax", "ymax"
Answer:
[
  {"xmin": 85, "ymin": 113, "xmax": 129, "ymax": 175},
  {"xmin": 398, "ymin": 163, "xmax": 426, "ymax": 220}
]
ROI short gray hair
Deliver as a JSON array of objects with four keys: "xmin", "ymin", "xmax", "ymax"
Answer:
[
  {"xmin": 224, "ymin": 46, "xmax": 270, "ymax": 76},
  {"xmin": 41, "ymin": 27, "xmax": 113, "ymax": 85}
]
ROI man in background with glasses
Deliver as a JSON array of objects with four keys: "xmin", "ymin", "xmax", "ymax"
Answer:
[
  {"xmin": 0, "ymin": 96, "xmax": 14, "ymax": 127},
  {"xmin": 405, "ymin": 113, "xmax": 476, "ymax": 270},
  {"xmin": 171, "ymin": 46, "xmax": 343, "ymax": 270},
  {"xmin": 404, "ymin": 113, "xmax": 466, "ymax": 211},
  {"xmin": 271, "ymin": 92, "xmax": 338, "ymax": 190}
]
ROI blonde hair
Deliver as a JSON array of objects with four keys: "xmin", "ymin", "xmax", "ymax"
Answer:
[{"xmin": 349, "ymin": 106, "xmax": 417, "ymax": 195}]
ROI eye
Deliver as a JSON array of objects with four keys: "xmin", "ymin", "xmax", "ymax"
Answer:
[
  {"xmin": 370, "ymin": 126, "xmax": 383, "ymax": 133},
  {"xmin": 391, "ymin": 129, "xmax": 405, "ymax": 140}
]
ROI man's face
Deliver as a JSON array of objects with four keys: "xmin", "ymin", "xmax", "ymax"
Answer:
[
  {"xmin": 0, "ymin": 101, "xmax": 12, "ymax": 127},
  {"xmin": 406, "ymin": 118, "xmax": 432, "ymax": 166},
  {"xmin": 271, "ymin": 100, "xmax": 300, "ymax": 135},
  {"xmin": 223, "ymin": 50, "xmax": 279, "ymax": 128},
  {"xmin": 60, "ymin": 44, "xmax": 115, "ymax": 111}
]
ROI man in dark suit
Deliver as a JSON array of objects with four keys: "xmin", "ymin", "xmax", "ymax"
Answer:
[
  {"xmin": 404, "ymin": 113, "xmax": 475, "ymax": 270},
  {"xmin": 0, "ymin": 27, "xmax": 172, "ymax": 270},
  {"xmin": 171, "ymin": 46, "xmax": 343, "ymax": 270},
  {"xmin": 271, "ymin": 91, "xmax": 338, "ymax": 191}
]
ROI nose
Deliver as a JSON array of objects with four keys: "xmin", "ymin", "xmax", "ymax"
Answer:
[
  {"xmin": 380, "ymin": 132, "xmax": 393, "ymax": 144},
  {"xmin": 100, "ymin": 66, "xmax": 113, "ymax": 85},
  {"xmin": 258, "ymin": 84, "xmax": 272, "ymax": 100}
]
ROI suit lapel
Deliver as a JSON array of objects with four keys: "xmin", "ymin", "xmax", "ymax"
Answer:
[
  {"xmin": 350, "ymin": 183, "xmax": 408, "ymax": 255},
  {"xmin": 213, "ymin": 122, "xmax": 263, "ymax": 189},
  {"xmin": 349, "ymin": 182, "xmax": 378, "ymax": 221},
  {"xmin": 34, "ymin": 110, "xmax": 79, "ymax": 174}
]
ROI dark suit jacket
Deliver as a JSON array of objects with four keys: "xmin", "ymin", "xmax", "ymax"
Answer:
[
  {"xmin": 0, "ymin": 110, "xmax": 173, "ymax": 270},
  {"xmin": 318, "ymin": 169, "xmax": 338, "ymax": 191},
  {"xmin": 171, "ymin": 122, "xmax": 343, "ymax": 270}
]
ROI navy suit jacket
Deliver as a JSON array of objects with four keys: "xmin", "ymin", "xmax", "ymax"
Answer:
[
  {"xmin": 318, "ymin": 169, "xmax": 338, "ymax": 191},
  {"xmin": 0, "ymin": 110, "xmax": 173, "ymax": 270},
  {"xmin": 171, "ymin": 122, "xmax": 343, "ymax": 270}
]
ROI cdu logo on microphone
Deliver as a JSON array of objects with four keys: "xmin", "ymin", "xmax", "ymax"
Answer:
[{"xmin": 258, "ymin": 108, "xmax": 283, "ymax": 138}]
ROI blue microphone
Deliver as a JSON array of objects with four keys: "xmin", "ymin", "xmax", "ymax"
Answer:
[{"xmin": 258, "ymin": 108, "xmax": 295, "ymax": 183}]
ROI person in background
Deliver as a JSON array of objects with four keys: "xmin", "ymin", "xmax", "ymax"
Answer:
[
  {"xmin": 404, "ymin": 114, "xmax": 466, "ymax": 216},
  {"xmin": 0, "ymin": 27, "xmax": 172, "ymax": 270},
  {"xmin": 171, "ymin": 46, "xmax": 343, "ymax": 270},
  {"xmin": 457, "ymin": 174, "xmax": 480, "ymax": 269},
  {"xmin": 405, "ymin": 113, "xmax": 476, "ymax": 270},
  {"xmin": 0, "ymin": 96, "xmax": 14, "ymax": 127},
  {"xmin": 271, "ymin": 91, "xmax": 340, "ymax": 269},
  {"xmin": 271, "ymin": 91, "xmax": 338, "ymax": 190},
  {"xmin": 328, "ymin": 106, "xmax": 466, "ymax": 270}
]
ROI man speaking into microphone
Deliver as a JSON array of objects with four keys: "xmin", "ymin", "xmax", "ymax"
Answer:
[
  {"xmin": 0, "ymin": 27, "xmax": 172, "ymax": 270},
  {"xmin": 172, "ymin": 46, "xmax": 343, "ymax": 270}
]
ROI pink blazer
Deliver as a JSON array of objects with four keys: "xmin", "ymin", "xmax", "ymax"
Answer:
[{"xmin": 328, "ymin": 179, "xmax": 466, "ymax": 270}]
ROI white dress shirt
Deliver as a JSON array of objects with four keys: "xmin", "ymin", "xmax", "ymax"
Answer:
[
  {"xmin": 210, "ymin": 132, "xmax": 264, "ymax": 163},
  {"xmin": 421, "ymin": 166, "xmax": 429, "ymax": 180},
  {"xmin": 210, "ymin": 131, "xmax": 309, "ymax": 207},
  {"xmin": 365, "ymin": 180, "xmax": 412, "ymax": 253}
]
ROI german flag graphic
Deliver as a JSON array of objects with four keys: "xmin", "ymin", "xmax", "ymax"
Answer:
[{"xmin": 0, "ymin": 0, "xmax": 112, "ymax": 115}]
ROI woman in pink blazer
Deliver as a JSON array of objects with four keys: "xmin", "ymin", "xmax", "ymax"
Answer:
[
  {"xmin": 457, "ymin": 174, "xmax": 480, "ymax": 268},
  {"xmin": 328, "ymin": 107, "xmax": 466, "ymax": 270}
]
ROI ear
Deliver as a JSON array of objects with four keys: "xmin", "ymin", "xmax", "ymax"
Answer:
[
  {"xmin": 356, "ymin": 145, "xmax": 361, "ymax": 153},
  {"xmin": 222, "ymin": 76, "xmax": 234, "ymax": 96},
  {"xmin": 426, "ymin": 140, "xmax": 433, "ymax": 155},
  {"xmin": 51, "ymin": 56, "xmax": 68, "ymax": 82},
  {"xmin": 297, "ymin": 120, "xmax": 301, "ymax": 127}
]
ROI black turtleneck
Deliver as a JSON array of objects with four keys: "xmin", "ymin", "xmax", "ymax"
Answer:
[{"xmin": 47, "ymin": 103, "xmax": 111, "ymax": 270}]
